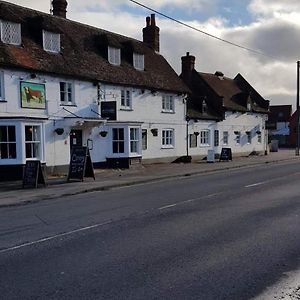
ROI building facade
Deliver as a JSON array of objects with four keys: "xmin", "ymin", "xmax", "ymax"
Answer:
[{"xmin": 0, "ymin": 1, "xmax": 189, "ymax": 180}]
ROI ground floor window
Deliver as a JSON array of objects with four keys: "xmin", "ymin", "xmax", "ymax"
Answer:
[
  {"xmin": 142, "ymin": 129, "xmax": 147, "ymax": 150},
  {"xmin": 130, "ymin": 128, "xmax": 139, "ymax": 153},
  {"xmin": 246, "ymin": 131, "xmax": 252, "ymax": 144},
  {"xmin": 200, "ymin": 130, "xmax": 210, "ymax": 146},
  {"xmin": 214, "ymin": 130, "xmax": 219, "ymax": 147},
  {"xmin": 162, "ymin": 129, "xmax": 174, "ymax": 147},
  {"xmin": 235, "ymin": 131, "xmax": 241, "ymax": 144},
  {"xmin": 112, "ymin": 128, "xmax": 124, "ymax": 153},
  {"xmin": 257, "ymin": 132, "xmax": 262, "ymax": 143},
  {"xmin": 223, "ymin": 131, "xmax": 228, "ymax": 145},
  {"xmin": 0, "ymin": 125, "xmax": 16, "ymax": 159},
  {"xmin": 25, "ymin": 125, "xmax": 41, "ymax": 159}
]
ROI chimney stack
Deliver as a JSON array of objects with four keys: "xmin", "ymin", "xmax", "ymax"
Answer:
[
  {"xmin": 143, "ymin": 14, "xmax": 160, "ymax": 52},
  {"xmin": 181, "ymin": 52, "xmax": 196, "ymax": 83},
  {"xmin": 52, "ymin": 0, "xmax": 68, "ymax": 18}
]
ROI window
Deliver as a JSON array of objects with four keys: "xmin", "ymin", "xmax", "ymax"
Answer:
[
  {"xmin": 108, "ymin": 46, "xmax": 121, "ymax": 65},
  {"xmin": 162, "ymin": 129, "xmax": 174, "ymax": 147},
  {"xmin": 0, "ymin": 126, "xmax": 16, "ymax": 159},
  {"xmin": 130, "ymin": 128, "xmax": 139, "ymax": 153},
  {"xmin": 223, "ymin": 131, "xmax": 229, "ymax": 145},
  {"xmin": 25, "ymin": 125, "xmax": 41, "ymax": 159},
  {"xmin": 112, "ymin": 128, "xmax": 124, "ymax": 153},
  {"xmin": 246, "ymin": 131, "xmax": 252, "ymax": 144},
  {"xmin": 43, "ymin": 30, "xmax": 60, "ymax": 53},
  {"xmin": 60, "ymin": 82, "xmax": 73, "ymax": 104},
  {"xmin": 202, "ymin": 100, "xmax": 207, "ymax": 114},
  {"xmin": 0, "ymin": 71, "xmax": 4, "ymax": 101},
  {"xmin": 200, "ymin": 130, "xmax": 210, "ymax": 146},
  {"xmin": 189, "ymin": 133, "xmax": 197, "ymax": 148},
  {"xmin": 235, "ymin": 131, "xmax": 241, "ymax": 144},
  {"xmin": 214, "ymin": 130, "xmax": 219, "ymax": 147},
  {"xmin": 162, "ymin": 95, "xmax": 174, "ymax": 112},
  {"xmin": 133, "ymin": 53, "xmax": 144, "ymax": 70},
  {"xmin": 142, "ymin": 129, "xmax": 147, "ymax": 150},
  {"xmin": 121, "ymin": 89, "xmax": 132, "ymax": 109},
  {"xmin": 258, "ymin": 132, "xmax": 262, "ymax": 143},
  {"xmin": 0, "ymin": 20, "xmax": 21, "ymax": 45}
]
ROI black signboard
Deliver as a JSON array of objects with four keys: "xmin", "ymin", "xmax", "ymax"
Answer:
[
  {"xmin": 101, "ymin": 101, "xmax": 117, "ymax": 120},
  {"xmin": 23, "ymin": 160, "xmax": 46, "ymax": 188},
  {"xmin": 219, "ymin": 148, "xmax": 232, "ymax": 161},
  {"xmin": 67, "ymin": 147, "xmax": 95, "ymax": 181}
]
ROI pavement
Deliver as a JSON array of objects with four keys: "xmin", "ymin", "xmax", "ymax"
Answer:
[{"xmin": 0, "ymin": 149, "xmax": 299, "ymax": 208}]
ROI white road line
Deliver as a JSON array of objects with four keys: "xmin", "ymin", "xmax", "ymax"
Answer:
[
  {"xmin": 0, "ymin": 220, "xmax": 112, "ymax": 254},
  {"xmin": 245, "ymin": 181, "xmax": 268, "ymax": 188},
  {"xmin": 158, "ymin": 204, "xmax": 177, "ymax": 210}
]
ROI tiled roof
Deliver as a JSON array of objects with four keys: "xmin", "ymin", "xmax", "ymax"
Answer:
[{"xmin": 0, "ymin": 1, "xmax": 189, "ymax": 94}]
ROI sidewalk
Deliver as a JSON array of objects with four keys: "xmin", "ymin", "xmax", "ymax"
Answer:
[{"xmin": 1, "ymin": 149, "xmax": 299, "ymax": 208}]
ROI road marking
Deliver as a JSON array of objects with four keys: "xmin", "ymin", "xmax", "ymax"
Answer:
[
  {"xmin": 158, "ymin": 192, "xmax": 222, "ymax": 211},
  {"xmin": 245, "ymin": 181, "xmax": 268, "ymax": 188},
  {"xmin": 0, "ymin": 220, "xmax": 112, "ymax": 254}
]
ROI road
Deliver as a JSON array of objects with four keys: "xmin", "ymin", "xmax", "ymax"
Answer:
[{"xmin": 1, "ymin": 160, "xmax": 300, "ymax": 299}]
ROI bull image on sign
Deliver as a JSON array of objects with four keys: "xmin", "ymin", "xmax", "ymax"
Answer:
[{"xmin": 20, "ymin": 82, "xmax": 46, "ymax": 109}]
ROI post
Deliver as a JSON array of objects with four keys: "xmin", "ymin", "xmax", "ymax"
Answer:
[{"xmin": 296, "ymin": 61, "xmax": 300, "ymax": 155}]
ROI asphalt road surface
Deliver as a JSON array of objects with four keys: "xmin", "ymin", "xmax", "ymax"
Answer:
[{"xmin": 1, "ymin": 160, "xmax": 300, "ymax": 299}]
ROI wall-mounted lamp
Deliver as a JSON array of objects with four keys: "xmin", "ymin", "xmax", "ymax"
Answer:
[{"xmin": 30, "ymin": 73, "xmax": 37, "ymax": 79}]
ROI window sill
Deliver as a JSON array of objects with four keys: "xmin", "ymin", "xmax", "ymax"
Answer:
[
  {"xmin": 120, "ymin": 108, "xmax": 133, "ymax": 111},
  {"xmin": 199, "ymin": 144, "xmax": 210, "ymax": 147},
  {"xmin": 60, "ymin": 103, "xmax": 77, "ymax": 107},
  {"xmin": 161, "ymin": 146, "xmax": 174, "ymax": 149},
  {"xmin": 161, "ymin": 110, "xmax": 175, "ymax": 114}
]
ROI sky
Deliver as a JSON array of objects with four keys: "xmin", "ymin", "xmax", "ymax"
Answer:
[{"xmin": 5, "ymin": 0, "xmax": 300, "ymax": 110}]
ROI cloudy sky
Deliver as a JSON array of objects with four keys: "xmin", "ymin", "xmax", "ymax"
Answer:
[{"xmin": 6, "ymin": 0, "xmax": 300, "ymax": 109}]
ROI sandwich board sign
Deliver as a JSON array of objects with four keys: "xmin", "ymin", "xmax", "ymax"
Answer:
[
  {"xmin": 67, "ymin": 146, "xmax": 95, "ymax": 181},
  {"xmin": 22, "ymin": 160, "xmax": 47, "ymax": 188},
  {"xmin": 219, "ymin": 148, "xmax": 232, "ymax": 161}
]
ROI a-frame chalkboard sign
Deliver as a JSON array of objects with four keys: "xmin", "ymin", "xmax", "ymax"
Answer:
[
  {"xmin": 67, "ymin": 146, "xmax": 95, "ymax": 181},
  {"xmin": 219, "ymin": 147, "xmax": 232, "ymax": 162},
  {"xmin": 22, "ymin": 160, "xmax": 47, "ymax": 188}
]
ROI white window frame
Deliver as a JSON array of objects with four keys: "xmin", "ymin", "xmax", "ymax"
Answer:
[
  {"xmin": 108, "ymin": 46, "xmax": 121, "ymax": 66},
  {"xmin": 142, "ymin": 129, "xmax": 147, "ymax": 150},
  {"xmin": 112, "ymin": 128, "xmax": 125, "ymax": 154},
  {"xmin": 0, "ymin": 71, "xmax": 4, "ymax": 101},
  {"xmin": 0, "ymin": 20, "xmax": 21, "ymax": 45},
  {"xmin": 223, "ymin": 131, "xmax": 229, "ymax": 145},
  {"xmin": 200, "ymin": 130, "xmax": 210, "ymax": 146},
  {"xmin": 60, "ymin": 81, "xmax": 74, "ymax": 105},
  {"xmin": 0, "ymin": 125, "xmax": 17, "ymax": 160},
  {"xmin": 162, "ymin": 129, "xmax": 174, "ymax": 148},
  {"xmin": 43, "ymin": 30, "xmax": 60, "ymax": 53},
  {"xmin": 257, "ymin": 132, "xmax": 262, "ymax": 144},
  {"xmin": 25, "ymin": 125, "xmax": 41, "ymax": 160},
  {"xmin": 162, "ymin": 95, "xmax": 174, "ymax": 113},
  {"xmin": 130, "ymin": 128, "xmax": 139, "ymax": 153},
  {"xmin": 133, "ymin": 53, "xmax": 144, "ymax": 71},
  {"xmin": 121, "ymin": 89, "xmax": 132, "ymax": 110},
  {"xmin": 246, "ymin": 131, "xmax": 252, "ymax": 144},
  {"xmin": 214, "ymin": 130, "xmax": 219, "ymax": 147},
  {"xmin": 235, "ymin": 131, "xmax": 241, "ymax": 145}
]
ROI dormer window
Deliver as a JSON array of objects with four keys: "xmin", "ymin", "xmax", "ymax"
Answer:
[
  {"xmin": 133, "ymin": 53, "xmax": 144, "ymax": 71},
  {"xmin": 0, "ymin": 20, "xmax": 21, "ymax": 45},
  {"xmin": 108, "ymin": 46, "xmax": 121, "ymax": 66},
  {"xmin": 43, "ymin": 30, "xmax": 60, "ymax": 53},
  {"xmin": 202, "ymin": 99, "xmax": 207, "ymax": 113}
]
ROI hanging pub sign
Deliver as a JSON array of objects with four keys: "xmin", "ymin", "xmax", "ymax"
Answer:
[
  {"xmin": 67, "ymin": 146, "xmax": 95, "ymax": 181},
  {"xmin": 101, "ymin": 101, "xmax": 117, "ymax": 120},
  {"xmin": 22, "ymin": 160, "xmax": 47, "ymax": 188},
  {"xmin": 219, "ymin": 148, "xmax": 232, "ymax": 161},
  {"xmin": 20, "ymin": 81, "xmax": 46, "ymax": 109}
]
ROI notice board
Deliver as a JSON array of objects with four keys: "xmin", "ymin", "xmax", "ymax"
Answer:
[
  {"xmin": 22, "ymin": 160, "xmax": 46, "ymax": 188},
  {"xmin": 219, "ymin": 148, "xmax": 232, "ymax": 161},
  {"xmin": 67, "ymin": 146, "xmax": 95, "ymax": 181}
]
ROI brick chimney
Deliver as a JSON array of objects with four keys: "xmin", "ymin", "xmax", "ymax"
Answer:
[
  {"xmin": 181, "ymin": 52, "xmax": 195, "ymax": 83},
  {"xmin": 52, "ymin": 0, "xmax": 68, "ymax": 18},
  {"xmin": 143, "ymin": 14, "xmax": 160, "ymax": 52}
]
